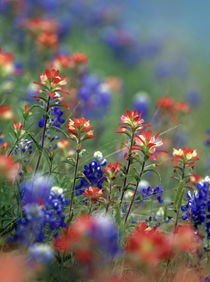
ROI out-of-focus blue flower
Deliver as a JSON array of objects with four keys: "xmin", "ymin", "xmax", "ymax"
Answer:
[
  {"xmin": 90, "ymin": 214, "xmax": 120, "ymax": 258},
  {"xmin": 205, "ymin": 129, "xmax": 210, "ymax": 146},
  {"xmin": 78, "ymin": 74, "xmax": 111, "ymax": 120},
  {"xmin": 20, "ymin": 176, "xmax": 52, "ymax": 206},
  {"xmin": 76, "ymin": 159, "xmax": 106, "ymax": 196},
  {"xmin": 102, "ymin": 28, "xmax": 161, "ymax": 66},
  {"xmin": 173, "ymin": 129, "xmax": 188, "ymax": 147},
  {"xmin": 11, "ymin": 203, "xmax": 45, "ymax": 246},
  {"xmin": 44, "ymin": 186, "xmax": 69, "ymax": 237},
  {"xmin": 155, "ymin": 59, "xmax": 188, "ymax": 80},
  {"xmin": 132, "ymin": 92, "xmax": 150, "ymax": 120},
  {"xmin": 181, "ymin": 176, "xmax": 210, "ymax": 239},
  {"xmin": 28, "ymin": 243, "xmax": 54, "ymax": 264},
  {"xmin": 12, "ymin": 184, "xmax": 68, "ymax": 246},
  {"xmin": 186, "ymin": 89, "xmax": 201, "ymax": 107}
]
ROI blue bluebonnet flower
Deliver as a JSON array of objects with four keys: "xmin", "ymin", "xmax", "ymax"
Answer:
[
  {"xmin": 181, "ymin": 176, "xmax": 210, "ymax": 239},
  {"xmin": 102, "ymin": 28, "xmax": 161, "ymax": 66},
  {"xmin": 186, "ymin": 89, "xmax": 201, "ymax": 107},
  {"xmin": 39, "ymin": 105, "xmax": 65, "ymax": 129},
  {"xmin": 141, "ymin": 185, "xmax": 164, "ymax": 203},
  {"xmin": 14, "ymin": 138, "xmax": 33, "ymax": 157},
  {"xmin": 155, "ymin": 59, "xmax": 188, "ymax": 80},
  {"xmin": 173, "ymin": 129, "xmax": 188, "ymax": 147},
  {"xmin": 12, "ymin": 203, "xmax": 46, "ymax": 246},
  {"xmin": 91, "ymin": 214, "xmax": 120, "ymax": 258},
  {"xmin": 78, "ymin": 74, "xmax": 111, "ymax": 120},
  {"xmin": 76, "ymin": 158, "xmax": 106, "ymax": 196},
  {"xmin": 44, "ymin": 186, "xmax": 69, "ymax": 237},
  {"xmin": 205, "ymin": 129, "xmax": 210, "ymax": 146},
  {"xmin": 12, "ymin": 182, "xmax": 69, "ymax": 246},
  {"xmin": 20, "ymin": 176, "xmax": 52, "ymax": 206},
  {"xmin": 28, "ymin": 243, "xmax": 54, "ymax": 264},
  {"xmin": 132, "ymin": 92, "xmax": 150, "ymax": 120}
]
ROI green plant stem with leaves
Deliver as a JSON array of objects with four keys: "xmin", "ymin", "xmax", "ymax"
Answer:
[
  {"xmin": 124, "ymin": 158, "xmax": 146, "ymax": 223},
  {"xmin": 34, "ymin": 96, "xmax": 51, "ymax": 175},
  {"xmin": 120, "ymin": 132, "xmax": 135, "ymax": 207},
  {"xmin": 69, "ymin": 148, "xmax": 80, "ymax": 218},
  {"xmin": 105, "ymin": 182, "xmax": 113, "ymax": 214},
  {"xmin": 174, "ymin": 164, "xmax": 186, "ymax": 231}
]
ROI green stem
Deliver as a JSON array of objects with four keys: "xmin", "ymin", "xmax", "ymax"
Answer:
[
  {"xmin": 8, "ymin": 139, "xmax": 18, "ymax": 156},
  {"xmin": 174, "ymin": 163, "xmax": 185, "ymax": 231},
  {"xmin": 34, "ymin": 96, "xmax": 50, "ymax": 175},
  {"xmin": 124, "ymin": 159, "xmax": 146, "ymax": 223},
  {"xmin": 120, "ymin": 132, "xmax": 135, "ymax": 207},
  {"xmin": 69, "ymin": 150, "xmax": 80, "ymax": 218},
  {"xmin": 105, "ymin": 182, "xmax": 112, "ymax": 214}
]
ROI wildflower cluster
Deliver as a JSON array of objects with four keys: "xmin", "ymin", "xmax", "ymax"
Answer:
[
  {"xmin": 55, "ymin": 214, "xmax": 120, "ymax": 263},
  {"xmin": 12, "ymin": 177, "xmax": 68, "ymax": 246},
  {"xmin": 182, "ymin": 176, "xmax": 210, "ymax": 239}
]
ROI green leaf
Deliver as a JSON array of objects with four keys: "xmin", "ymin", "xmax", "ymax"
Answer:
[
  {"xmin": 164, "ymin": 203, "xmax": 168, "ymax": 222},
  {"xmin": 174, "ymin": 180, "xmax": 183, "ymax": 209},
  {"xmin": 49, "ymin": 126, "xmax": 69, "ymax": 138},
  {"xmin": 177, "ymin": 187, "xmax": 186, "ymax": 211},
  {"xmin": 27, "ymin": 133, "xmax": 42, "ymax": 153},
  {"xmin": 143, "ymin": 168, "xmax": 161, "ymax": 182},
  {"xmin": 29, "ymin": 104, "xmax": 45, "ymax": 112}
]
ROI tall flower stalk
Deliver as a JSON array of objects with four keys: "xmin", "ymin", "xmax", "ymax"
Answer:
[
  {"xmin": 116, "ymin": 110, "xmax": 147, "ymax": 207},
  {"xmin": 32, "ymin": 69, "xmax": 70, "ymax": 174},
  {"xmin": 124, "ymin": 129, "xmax": 167, "ymax": 223},
  {"xmin": 66, "ymin": 117, "xmax": 95, "ymax": 217},
  {"xmin": 171, "ymin": 147, "xmax": 199, "ymax": 230}
]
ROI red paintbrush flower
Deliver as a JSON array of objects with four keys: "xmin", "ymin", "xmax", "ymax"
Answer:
[
  {"xmin": 83, "ymin": 187, "xmax": 104, "ymax": 202},
  {"xmin": 37, "ymin": 32, "xmax": 58, "ymax": 48},
  {"xmin": 132, "ymin": 129, "xmax": 167, "ymax": 160},
  {"xmin": 0, "ymin": 105, "xmax": 15, "ymax": 120},
  {"xmin": 117, "ymin": 110, "xmax": 146, "ymax": 134},
  {"xmin": 67, "ymin": 117, "xmax": 95, "ymax": 140},
  {"xmin": 175, "ymin": 101, "xmax": 190, "ymax": 113},
  {"xmin": 157, "ymin": 96, "xmax": 174, "ymax": 111},
  {"xmin": 70, "ymin": 52, "xmax": 88, "ymax": 65},
  {"xmin": 171, "ymin": 147, "xmax": 199, "ymax": 167},
  {"xmin": 104, "ymin": 162, "xmax": 120, "ymax": 180},
  {"xmin": 126, "ymin": 223, "xmax": 172, "ymax": 265},
  {"xmin": 33, "ymin": 69, "xmax": 70, "ymax": 99}
]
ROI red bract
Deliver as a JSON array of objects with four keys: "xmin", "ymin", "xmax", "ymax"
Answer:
[
  {"xmin": 175, "ymin": 101, "xmax": 190, "ymax": 113},
  {"xmin": 171, "ymin": 147, "xmax": 199, "ymax": 167},
  {"xmin": 33, "ymin": 69, "xmax": 70, "ymax": 98},
  {"xmin": 37, "ymin": 32, "xmax": 58, "ymax": 48},
  {"xmin": 12, "ymin": 122, "xmax": 24, "ymax": 133},
  {"xmin": 157, "ymin": 96, "xmax": 174, "ymax": 111},
  {"xmin": 189, "ymin": 174, "xmax": 202, "ymax": 186},
  {"xmin": 50, "ymin": 55, "xmax": 71, "ymax": 69},
  {"xmin": 83, "ymin": 187, "xmax": 104, "ymax": 202},
  {"xmin": 172, "ymin": 224, "xmax": 201, "ymax": 252},
  {"xmin": 132, "ymin": 129, "xmax": 167, "ymax": 160},
  {"xmin": 0, "ymin": 105, "xmax": 15, "ymax": 120},
  {"xmin": 70, "ymin": 52, "xmax": 88, "ymax": 64},
  {"xmin": 126, "ymin": 223, "xmax": 172, "ymax": 265},
  {"xmin": 24, "ymin": 18, "xmax": 59, "ymax": 35},
  {"xmin": 0, "ymin": 154, "xmax": 19, "ymax": 182},
  {"xmin": 104, "ymin": 162, "xmax": 120, "ymax": 180},
  {"xmin": 117, "ymin": 110, "xmax": 145, "ymax": 133},
  {"xmin": 67, "ymin": 117, "xmax": 95, "ymax": 140},
  {"xmin": 54, "ymin": 215, "xmax": 94, "ymax": 262}
]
